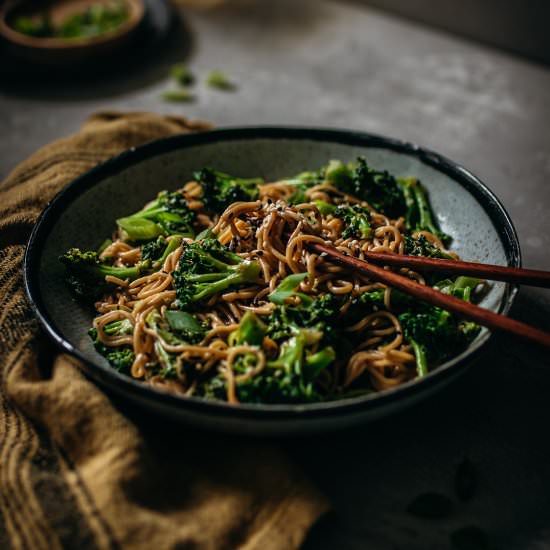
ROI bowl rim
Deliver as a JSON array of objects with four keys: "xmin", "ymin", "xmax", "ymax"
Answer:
[
  {"xmin": 24, "ymin": 126, "xmax": 521, "ymax": 420},
  {"xmin": 0, "ymin": 0, "xmax": 145, "ymax": 50}
]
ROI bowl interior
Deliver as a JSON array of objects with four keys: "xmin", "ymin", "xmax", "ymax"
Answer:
[{"xmin": 29, "ymin": 130, "xmax": 518, "ymax": 416}]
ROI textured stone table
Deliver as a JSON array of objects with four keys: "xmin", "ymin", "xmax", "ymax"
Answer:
[{"xmin": 2, "ymin": 1, "xmax": 550, "ymax": 548}]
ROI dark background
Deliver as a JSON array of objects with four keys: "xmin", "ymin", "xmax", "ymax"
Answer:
[{"xmin": 360, "ymin": 0, "xmax": 550, "ymax": 65}]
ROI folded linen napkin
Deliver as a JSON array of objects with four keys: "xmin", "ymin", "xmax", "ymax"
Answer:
[{"xmin": 0, "ymin": 111, "xmax": 328, "ymax": 550}]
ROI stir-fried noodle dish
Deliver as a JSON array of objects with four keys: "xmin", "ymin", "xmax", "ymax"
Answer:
[{"xmin": 60, "ymin": 158, "xmax": 484, "ymax": 404}]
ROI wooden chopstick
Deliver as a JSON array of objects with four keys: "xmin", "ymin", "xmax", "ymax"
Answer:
[
  {"xmin": 355, "ymin": 250, "xmax": 550, "ymax": 288},
  {"xmin": 309, "ymin": 242, "xmax": 550, "ymax": 348}
]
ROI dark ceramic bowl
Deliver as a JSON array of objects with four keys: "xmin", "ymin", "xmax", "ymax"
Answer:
[{"xmin": 24, "ymin": 127, "xmax": 520, "ymax": 435}]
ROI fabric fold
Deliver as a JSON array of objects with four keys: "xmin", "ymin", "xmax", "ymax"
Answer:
[{"xmin": 0, "ymin": 112, "xmax": 328, "ymax": 550}]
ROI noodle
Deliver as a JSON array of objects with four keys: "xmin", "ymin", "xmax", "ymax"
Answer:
[{"xmin": 73, "ymin": 163, "xmax": 474, "ymax": 404}]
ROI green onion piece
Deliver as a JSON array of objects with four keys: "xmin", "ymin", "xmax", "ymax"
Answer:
[
  {"xmin": 161, "ymin": 89, "xmax": 194, "ymax": 103},
  {"xmin": 206, "ymin": 70, "xmax": 235, "ymax": 91},
  {"xmin": 170, "ymin": 63, "xmax": 194, "ymax": 86},
  {"xmin": 165, "ymin": 310, "xmax": 203, "ymax": 334},
  {"xmin": 268, "ymin": 273, "xmax": 310, "ymax": 305}
]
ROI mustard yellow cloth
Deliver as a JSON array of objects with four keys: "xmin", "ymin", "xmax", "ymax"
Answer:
[{"xmin": 0, "ymin": 112, "xmax": 328, "ymax": 550}]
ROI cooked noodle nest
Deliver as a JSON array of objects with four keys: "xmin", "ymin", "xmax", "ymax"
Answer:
[{"xmin": 91, "ymin": 178, "xmax": 456, "ymax": 403}]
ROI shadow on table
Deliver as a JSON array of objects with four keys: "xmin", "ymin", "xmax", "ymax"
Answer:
[{"xmin": 297, "ymin": 288, "xmax": 550, "ymax": 549}]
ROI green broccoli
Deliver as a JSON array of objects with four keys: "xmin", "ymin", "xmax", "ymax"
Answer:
[
  {"xmin": 173, "ymin": 238, "xmax": 261, "ymax": 309},
  {"xmin": 193, "ymin": 168, "xmax": 262, "ymax": 213},
  {"xmin": 404, "ymin": 235, "xmax": 454, "ymax": 259},
  {"xmin": 144, "ymin": 309, "xmax": 208, "ymax": 377},
  {"xmin": 358, "ymin": 287, "xmax": 415, "ymax": 309},
  {"xmin": 235, "ymin": 325, "xmax": 335, "ymax": 404},
  {"xmin": 399, "ymin": 306, "xmax": 480, "ymax": 377},
  {"xmin": 267, "ymin": 273, "xmax": 340, "ymax": 334},
  {"xmin": 398, "ymin": 177, "xmax": 449, "ymax": 241},
  {"xmin": 333, "ymin": 204, "xmax": 372, "ymax": 239},
  {"xmin": 102, "ymin": 318, "xmax": 133, "ymax": 336},
  {"xmin": 116, "ymin": 190, "xmax": 196, "ymax": 241},
  {"xmin": 141, "ymin": 236, "xmax": 183, "ymax": 269},
  {"xmin": 88, "ymin": 327, "xmax": 134, "ymax": 373},
  {"xmin": 59, "ymin": 248, "xmax": 142, "ymax": 299},
  {"xmin": 312, "ymin": 201, "xmax": 371, "ymax": 239}
]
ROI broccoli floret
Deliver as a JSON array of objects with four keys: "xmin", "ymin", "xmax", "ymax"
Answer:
[
  {"xmin": 285, "ymin": 157, "xmax": 407, "ymax": 218},
  {"xmin": 195, "ymin": 310, "xmax": 334, "ymax": 404},
  {"xmin": 313, "ymin": 200, "xmax": 372, "ymax": 240},
  {"xmin": 193, "ymin": 168, "xmax": 262, "ymax": 213},
  {"xmin": 353, "ymin": 158, "xmax": 406, "ymax": 218},
  {"xmin": 116, "ymin": 190, "xmax": 196, "ymax": 241},
  {"xmin": 358, "ymin": 287, "xmax": 415, "ymax": 310},
  {"xmin": 399, "ymin": 306, "xmax": 480, "ymax": 376},
  {"xmin": 88, "ymin": 327, "xmax": 134, "ymax": 373},
  {"xmin": 141, "ymin": 236, "xmax": 166, "ymax": 261},
  {"xmin": 328, "ymin": 157, "xmax": 406, "ymax": 219},
  {"xmin": 173, "ymin": 239, "xmax": 261, "ymax": 309},
  {"xmin": 324, "ymin": 159, "xmax": 354, "ymax": 188},
  {"xmin": 141, "ymin": 236, "xmax": 183, "ymax": 268},
  {"xmin": 333, "ymin": 204, "xmax": 372, "ymax": 239},
  {"xmin": 197, "ymin": 372, "xmax": 228, "ymax": 401},
  {"xmin": 102, "ymin": 318, "xmax": 133, "ymax": 336},
  {"xmin": 267, "ymin": 274, "xmax": 340, "ymax": 333},
  {"xmin": 404, "ymin": 235, "xmax": 454, "ymax": 259},
  {"xmin": 60, "ymin": 248, "xmax": 142, "ymax": 299},
  {"xmin": 235, "ymin": 327, "xmax": 335, "ymax": 404}
]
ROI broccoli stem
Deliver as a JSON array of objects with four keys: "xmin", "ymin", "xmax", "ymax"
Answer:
[
  {"xmin": 305, "ymin": 347, "xmax": 336, "ymax": 378},
  {"xmin": 155, "ymin": 237, "xmax": 182, "ymax": 266},
  {"xmin": 116, "ymin": 191, "xmax": 195, "ymax": 241},
  {"xmin": 397, "ymin": 177, "xmax": 418, "ymax": 228},
  {"xmin": 63, "ymin": 257, "xmax": 141, "ymax": 282},
  {"xmin": 190, "ymin": 263, "xmax": 260, "ymax": 303},
  {"xmin": 410, "ymin": 182, "xmax": 444, "ymax": 237},
  {"xmin": 268, "ymin": 333, "xmax": 306, "ymax": 375},
  {"xmin": 410, "ymin": 338, "xmax": 428, "ymax": 377}
]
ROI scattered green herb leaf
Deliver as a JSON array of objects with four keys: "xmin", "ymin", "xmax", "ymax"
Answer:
[
  {"xmin": 206, "ymin": 70, "xmax": 235, "ymax": 91},
  {"xmin": 162, "ymin": 89, "xmax": 194, "ymax": 103},
  {"xmin": 170, "ymin": 63, "xmax": 194, "ymax": 86}
]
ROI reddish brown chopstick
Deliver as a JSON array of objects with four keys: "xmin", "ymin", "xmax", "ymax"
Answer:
[
  {"xmin": 356, "ymin": 250, "xmax": 550, "ymax": 288},
  {"xmin": 309, "ymin": 242, "xmax": 550, "ymax": 348}
]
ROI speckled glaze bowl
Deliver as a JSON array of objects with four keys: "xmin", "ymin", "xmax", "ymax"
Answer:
[{"xmin": 24, "ymin": 127, "xmax": 520, "ymax": 435}]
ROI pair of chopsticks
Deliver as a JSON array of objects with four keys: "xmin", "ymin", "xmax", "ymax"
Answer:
[{"xmin": 308, "ymin": 243, "xmax": 550, "ymax": 348}]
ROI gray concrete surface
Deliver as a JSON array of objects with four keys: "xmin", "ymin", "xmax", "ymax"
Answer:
[{"xmin": 2, "ymin": 1, "xmax": 550, "ymax": 548}]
